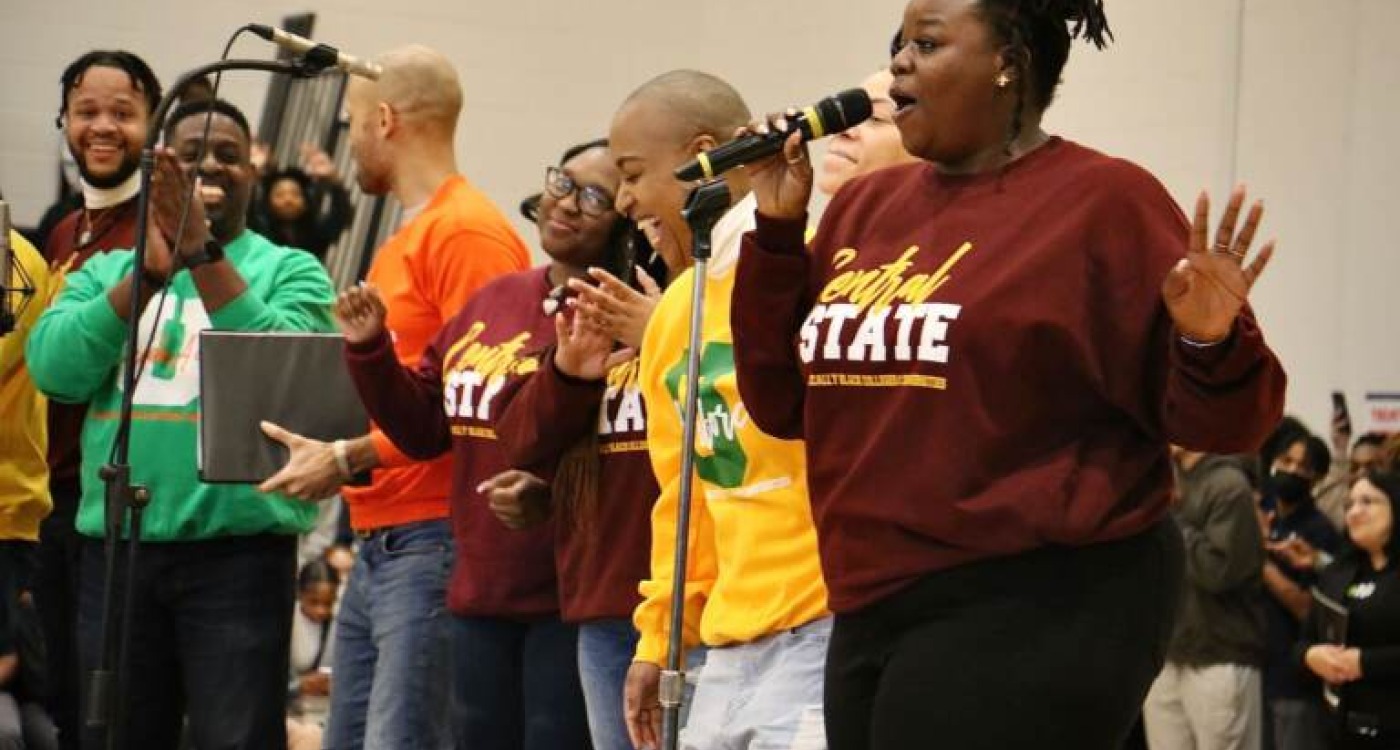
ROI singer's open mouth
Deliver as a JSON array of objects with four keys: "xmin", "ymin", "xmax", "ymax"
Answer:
[{"xmin": 890, "ymin": 92, "xmax": 916, "ymax": 113}]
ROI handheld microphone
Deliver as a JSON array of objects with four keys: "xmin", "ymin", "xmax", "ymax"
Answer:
[
  {"xmin": 248, "ymin": 24, "xmax": 382, "ymax": 80},
  {"xmin": 675, "ymin": 89, "xmax": 873, "ymax": 181}
]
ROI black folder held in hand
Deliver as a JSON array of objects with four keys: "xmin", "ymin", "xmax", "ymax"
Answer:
[{"xmin": 198, "ymin": 331, "xmax": 369, "ymax": 484}]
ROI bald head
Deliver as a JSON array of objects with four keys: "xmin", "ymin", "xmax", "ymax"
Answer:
[
  {"xmin": 351, "ymin": 44, "xmax": 462, "ymax": 136},
  {"xmin": 619, "ymin": 70, "xmax": 751, "ymax": 144}
]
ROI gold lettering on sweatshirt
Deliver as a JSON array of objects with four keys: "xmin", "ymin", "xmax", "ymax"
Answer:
[{"xmin": 818, "ymin": 243, "xmax": 974, "ymax": 313}]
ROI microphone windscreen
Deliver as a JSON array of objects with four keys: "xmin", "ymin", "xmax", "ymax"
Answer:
[{"xmin": 817, "ymin": 89, "xmax": 874, "ymax": 134}]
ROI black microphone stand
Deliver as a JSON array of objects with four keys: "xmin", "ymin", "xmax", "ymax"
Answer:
[
  {"xmin": 87, "ymin": 54, "xmax": 335, "ymax": 750},
  {"xmin": 659, "ymin": 179, "xmax": 732, "ymax": 750}
]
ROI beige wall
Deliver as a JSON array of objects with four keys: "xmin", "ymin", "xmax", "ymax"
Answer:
[{"xmin": 2, "ymin": 0, "xmax": 1395, "ymax": 433}]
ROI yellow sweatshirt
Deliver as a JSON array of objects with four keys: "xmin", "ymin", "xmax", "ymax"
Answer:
[
  {"xmin": 634, "ymin": 195, "xmax": 828, "ymax": 665},
  {"xmin": 1, "ymin": 230, "xmax": 51, "ymax": 540}
]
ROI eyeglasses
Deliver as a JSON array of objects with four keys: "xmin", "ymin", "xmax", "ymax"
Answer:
[{"xmin": 544, "ymin": 166, "xmax": 614, "ymax": 218}]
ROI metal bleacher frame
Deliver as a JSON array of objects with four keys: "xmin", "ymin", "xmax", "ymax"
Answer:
[{"xmin": 255, "ymin": 12, "xmax": 399, "ymax": 290}]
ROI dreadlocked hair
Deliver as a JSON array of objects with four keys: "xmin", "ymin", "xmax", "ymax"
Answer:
[{"xmin": 976, "ymin": 0, "xmax": 1112, "ymax": 151}]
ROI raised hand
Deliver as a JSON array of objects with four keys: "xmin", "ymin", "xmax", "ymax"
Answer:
[
  {"xmin": 565, "ymin": 266, "xmax": 661, "ymax": 350},
  {"xmin": 149, "ymin": 146, "xmax": 212, "ymax": 256},
  {"xmin": 740, "ymin": 111, "xmax": 814, "ymax": 221},
  {"xmin": 335, "ymin": 283, "xmax": 388, "ymax": 344},
  {"xmin": 553, "ymin": 306, "xmax": 636, "ymax": 381},
  {"xmin": 479, "ymin": 469, "xmax": 550, "ymax": 530},
  {"xmin": 140, "ymin": 204, "xmax": 176, "ymax": 284},
  {"xmin": 300, "ymin": 143, "xmax": 340, "ymax": 183},
  {"xmin": 1162, "ymin": 186, "xmax": 1276, "ymax": 344}
]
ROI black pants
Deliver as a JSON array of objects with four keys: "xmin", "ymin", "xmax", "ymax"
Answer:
[
  {"xmin": 31, "ymin": 479, "xmax": 82, "ymax": 750},
  {"xmin": 77, "ymin": 534, "xmax": 296, "ymax": 750},
  {"xmin": 825, "ymin": 518, "xmax": 1185, "ymax": 750}
]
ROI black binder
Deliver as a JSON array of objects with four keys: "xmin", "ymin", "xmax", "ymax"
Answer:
[{"xmin": 198, "ymin": 331, "xmax": 369, "ymax": 483}]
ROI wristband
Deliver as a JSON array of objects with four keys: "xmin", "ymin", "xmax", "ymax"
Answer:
[{"xmin": 332, "ymin": 439, "xmax": 353, "ymax": 479}]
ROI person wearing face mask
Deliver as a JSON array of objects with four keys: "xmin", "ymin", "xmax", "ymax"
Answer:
[
  {"xmin": 1262, "ymin": 430, "xmax": 1343, "ymax": 750},
  {"xmin": 33, "ymin": 52, "xmax": 162, "ymax": 748},
  {"xmin": 26, "ymin": 98, "xmax": 337, "ymax": 750},
  {"xmin": 730, "ymin": 0, "xmax": 1288, "ymax": 746},
  {"xmin": 1296, "ymin": 471, "xmax": 1400, "ymax": 748},
  {"xmin": 333, "ymin": 140, "xmax": 635, "ymax": 750}
]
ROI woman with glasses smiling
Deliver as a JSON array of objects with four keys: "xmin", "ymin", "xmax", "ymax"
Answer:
[
  {"xmin": 336, "ymin": 139, "xmax": 635, "ymax": 750},
  {"xmin": 488, "ymin": 139, "xmax": 670, "ymax": 750}
]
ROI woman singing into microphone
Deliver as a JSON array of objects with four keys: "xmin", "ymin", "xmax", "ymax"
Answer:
[{"xmin": 731, "ymin": 0, "xmax": 1287, "ymax": 747}]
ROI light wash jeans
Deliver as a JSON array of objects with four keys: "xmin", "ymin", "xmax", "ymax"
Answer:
[
  {"xmin": 680, "ymin": 617, "xmax": 830, "ymax": 750},
  {"xmin": 323, "ymin": 519, "xmax": 454, "ymax": 750}
]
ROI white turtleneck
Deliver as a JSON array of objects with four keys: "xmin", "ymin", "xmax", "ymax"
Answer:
[{"xmin": 81, "ymin": 170, "xmax": 142, "ymax": 210}]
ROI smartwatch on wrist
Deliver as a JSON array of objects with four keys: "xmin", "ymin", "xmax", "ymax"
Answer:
[{"xmin": 182, "ymin": 238, "xmax": 225, "ymax": 270}]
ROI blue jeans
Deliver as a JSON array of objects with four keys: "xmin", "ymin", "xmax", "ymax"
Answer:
[
  {"xmin": 77, "ymin": 534, "xmax": 295, "ymax": 750},
  {"xmin": 577, "ymin": 618, "xmax": 638, "ymax": 750},
  {"xmin": 324, "ymin": 519, "xmax": 453, "ymax": 750},
  {"xmin": 449, "ymin": 615, "xmax": 590, "ymax": 750}
]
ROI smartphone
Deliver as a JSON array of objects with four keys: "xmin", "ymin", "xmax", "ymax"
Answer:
[{"xmin": 1332, "ymin": 390, "xmax": 1352, "ymax": 435}]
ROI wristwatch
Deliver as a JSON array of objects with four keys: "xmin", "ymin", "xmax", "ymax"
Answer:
[{"xmin": 182, "ymin": 238, "xmax": 225, "ymax": 270}]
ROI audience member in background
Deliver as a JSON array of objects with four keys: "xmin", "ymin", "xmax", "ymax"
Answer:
[
  {"xmin": 249, "ymin": 144, "xmax": 354, "ymax": 262},
  {"xmin": 0, "ymin": 588, "xmax": 58, "ymax": 750},
  {"xmin": 26, "ymin": 97, "xmax": 337, "ymax": 750},
  {"xmin": 289, "ymin": 559, "xmax": 340, "ymax": 703},
  {"xmin": 1144, "ymin": 448, "xmax": 1267, "ymax": 749},
  {"xmin": 1262, "ymin": 427, "xmax": 1342, "ymax": 750},
  {"xmin": 32, "ymin": 52, "xmax": 161, "ymax": 749},
  {"xmin": 258, "ymin": 45, "xmax": 530, "ymax": 750},
  {"xmin": 1317, "ymin": 430, "xmax": 1388, "ymax": 531},
  {"xmin": 1, "ymin": 221, "xmax": 58, "ymax": 750},
  {"xmin": 1297, "ymin": 471, "xmax": 1400, "ymax": 748}
]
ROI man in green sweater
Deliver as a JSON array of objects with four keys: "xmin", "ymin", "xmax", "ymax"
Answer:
[{"xmin": 26, "ymin": 98, "xmax": 335, "ymax": 749}]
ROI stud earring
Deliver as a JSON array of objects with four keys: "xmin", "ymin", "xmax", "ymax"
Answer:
[{"xmin": 995, "ymin": 73, "xmax": 1011, "ymax": 89}]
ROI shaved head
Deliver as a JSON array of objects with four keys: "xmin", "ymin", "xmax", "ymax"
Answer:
[
  {"xmin": 619, "ymin": 69, "xmax": 751, "ymax": 145},
  {"xmin": 351, "ymin": 44, "xmax": 462, "ymax": 135}
]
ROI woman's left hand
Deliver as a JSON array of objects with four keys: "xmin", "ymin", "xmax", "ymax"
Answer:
[{"xmin": 1162, "ymin": 186, "xmax": 1275, "ymax": 344}]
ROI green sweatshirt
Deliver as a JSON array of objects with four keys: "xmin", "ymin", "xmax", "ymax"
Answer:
[{"xmin": 27, "ymin": 229, "xmax": 336, "ymax": 541}]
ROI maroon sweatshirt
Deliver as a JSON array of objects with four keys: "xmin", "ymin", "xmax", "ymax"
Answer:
[
  {"xmin": 346, "ymin": 266, "xmax": 559, "ymax": 618},
  {"xmin": 733, "ymin": 138, "xmax": 1287, "ymax": 614},
  {"xmin": 42, "ymin": 199, "xmax": 141, "ymax": 489},
  {"xmin": 494, "ymin": 348, "xmax": 655, "ymax": 623}
]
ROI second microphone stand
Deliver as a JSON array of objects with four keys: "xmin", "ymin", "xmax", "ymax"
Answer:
[{"xmin": 659, "ymin": 179, "xmax": 732, "ymax": 750}]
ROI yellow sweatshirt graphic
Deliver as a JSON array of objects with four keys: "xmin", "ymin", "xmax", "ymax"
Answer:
[{"xmin": 634, "ymin": 197, "xmax": 828, "ymax": 664}]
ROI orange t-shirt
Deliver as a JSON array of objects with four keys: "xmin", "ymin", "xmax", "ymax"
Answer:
[{"xmin": 344, "ymin": 174, "xmax": 531, "ymax": 531}]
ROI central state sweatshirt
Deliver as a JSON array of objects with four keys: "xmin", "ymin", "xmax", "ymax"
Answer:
[{"xmin": 732, "ymin": 137, "xmax": 1287, "ymax": 614}]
